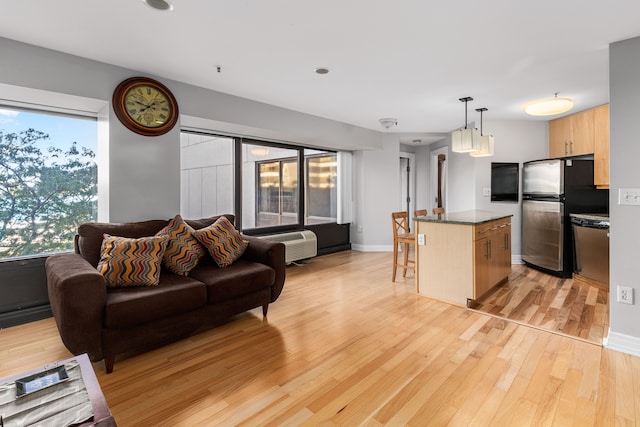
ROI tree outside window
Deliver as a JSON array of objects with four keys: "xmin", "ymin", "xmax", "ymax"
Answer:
[{"xmin": 0, "ymin": 108, "xmax": 97, "ymax": 259}]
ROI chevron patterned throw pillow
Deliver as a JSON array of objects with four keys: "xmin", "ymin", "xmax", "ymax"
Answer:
[
  {"xmin": 156, "ymin": 214, "xmax": 206, "ymax": 275},
  {"xmin": 97, "ymin": 234, "xmax": 168, "ymax": 287},
  {"xmin": 192, "ymin": 216, "xmax": 248, "ymax": 268}
]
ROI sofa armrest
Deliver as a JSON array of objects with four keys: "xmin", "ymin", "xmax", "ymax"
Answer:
[
  {"xmin": 241, "ymin": 236, "xmax": 286, "ymax": 302},
  {"xmin": 45, "ymin": 253, "xmax": 106, "ymax": 362}
]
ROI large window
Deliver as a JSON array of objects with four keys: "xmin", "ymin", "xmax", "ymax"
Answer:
[
  {"xmin": 180, "ymin": 133, "xmax": 340, "ymax": 232},
  {"xmin": 180, "ymin": 132, "xmax": 234, "ymax": 219},
  {"xmin": 305, "ymin": 150, "xmax": 337, "ymax": 225},
  {"xmin": 243, "ymin": 143, "xmax": 299, "ymax": 229},
  {"xmin": 0, "ymin": 107, "xmax": 98, "ymax": 259}
]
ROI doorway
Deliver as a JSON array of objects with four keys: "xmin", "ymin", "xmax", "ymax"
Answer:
[
  {"xmin": 430, "ymin": 146, "xmax": 448, "ymax": 213},
  {"xmin": 399, "ymin": 152, "xmax": 416, "ymax": 232}
]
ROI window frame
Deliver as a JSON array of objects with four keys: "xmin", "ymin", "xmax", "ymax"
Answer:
[{"xmin": 0, "ymin": 103, "xmax": 99, "ymax": 261}]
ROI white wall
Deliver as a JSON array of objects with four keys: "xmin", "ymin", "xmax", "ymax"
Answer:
[
  {"xmin": 473, "ymin": 120, "xmax": 549, "ymax": 262},
  {"xmin": 0, "ymin": 37, "xmax": 382, "ymax": 223},
  {"xmin": 607, "ymin": 36, "xmax": 640, "ymax": 353},
  {"xmin": 351, "ymin": 135, "xmax": 400, "ymax": 251},
  {"xmin": 426, "ymin": 120, "xmax": 547, "ymax": 261}
]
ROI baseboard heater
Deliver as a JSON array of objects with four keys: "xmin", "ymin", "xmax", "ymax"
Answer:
[{"xmin": 258, "ymin": 230, "xmax": 317, "ymax": 264}]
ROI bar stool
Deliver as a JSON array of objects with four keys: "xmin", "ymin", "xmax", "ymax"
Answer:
[
  {"xmin": 392, "ymin": 211, "xmax": 416, "ymax": 281},
  {"xmin": 432, "ymin": 207, "xmax": 445, "ymax": 215}
]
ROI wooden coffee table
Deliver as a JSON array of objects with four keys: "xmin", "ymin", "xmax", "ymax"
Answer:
[{"xmin": 0, "ymin": 353, "xmax": 116, "ymax": 426}]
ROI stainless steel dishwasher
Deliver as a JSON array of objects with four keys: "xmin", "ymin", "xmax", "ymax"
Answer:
[{"xmin": 570, "ymin": 213, "xmax": 610, "ymax": 285}]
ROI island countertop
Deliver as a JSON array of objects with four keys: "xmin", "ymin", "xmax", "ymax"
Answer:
[
  {"xmin": 414, "ymin": 210, "xmax": 513, "ymax": 306},
  {"xmin": 414, "ymin": 209, "xmax": 513, "ymax": 226}
]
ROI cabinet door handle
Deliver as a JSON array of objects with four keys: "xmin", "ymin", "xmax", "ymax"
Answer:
[
  {"xmin": 569, "ymin": 140, "xmax": 574, "ymax": 154},
  {"xmin": 564, "ymin": 141, "xmax": 568, "ymax": 155},
  {"xmin": 485, "ymin": 240, "xmax": 490, "ymax": 259},
  {"xmin": 504, "ymin": 233, "xmax": 509, "ymax": 250}
]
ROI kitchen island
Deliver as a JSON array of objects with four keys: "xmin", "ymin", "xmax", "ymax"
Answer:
[{"xmin": 415, "ymin": 210, "xmax": 512, "ymax": 306}]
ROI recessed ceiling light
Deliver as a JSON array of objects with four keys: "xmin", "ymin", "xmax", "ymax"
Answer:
[
  {"xmin": 142, "ymin": 0, "xmax": 174, "ymax": 11},
  {"xmin": 314, "ymin": 67, "xmax": 330, "ymax": 75}
]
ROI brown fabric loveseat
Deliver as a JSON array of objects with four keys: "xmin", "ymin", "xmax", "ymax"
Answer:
[{"xmin": 45, "ymin": 214, "xmax": 285, "ymax": 373}]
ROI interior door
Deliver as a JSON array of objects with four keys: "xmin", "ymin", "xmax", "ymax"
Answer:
[
  {"xmin": 399, "ymin": 154, "xmax": 416, "ymax": 232},
  {"xmin": 430, "ymin": 147, "xmax": 448, "ymax": 213}
]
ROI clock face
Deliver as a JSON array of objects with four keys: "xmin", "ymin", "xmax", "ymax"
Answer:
[
  {"xmin": 124, "ymin": 85, "xmax": 171, "ymax": 128},
  {"xmin": 113, "ymin": 77, "xmax": 179, "ymax": 136}
]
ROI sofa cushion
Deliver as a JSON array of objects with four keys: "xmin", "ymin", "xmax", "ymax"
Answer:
[
  {"xmin": 97, "ymin": 234, "xmax": 168, "ymax": 287},
  {"xmin": 189, "ymin": 259, "xmax": 275, "ymax": 302},
  {"xmin": 156, "ymin": 214, "xmax": 206, "ymax": 275},
  {"xmin": 78, "ymin": 219, "xmax": 169, "ymax": 267},
  {"xmin": 104, "ymin": 273, "xmax": 207, "ymax": 328},
  {"xmin": 192, "ymin": 216, "xmax": 248, "ymax": 268}
]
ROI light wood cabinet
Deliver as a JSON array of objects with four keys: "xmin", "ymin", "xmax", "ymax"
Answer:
[
  {"xmin": 548, "ymin": 104, "xmax": 610, "ymax": 188},
  {"xmin": 593, "ymin": 104, "xmax": 610, "ymax": 188},
  {"xmin": 473, "ymin": 219, "xmax": 511, "ymax": 299},
  {"xmin": 416, "ymin": 214, "xmax": 511, "ymax": 306},
  {"xmin": 549, "ymin": 108, "xmax": 595, "ymax": 158}
]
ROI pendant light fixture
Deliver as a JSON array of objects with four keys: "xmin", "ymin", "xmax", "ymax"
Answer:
[
  {"xmin": 524, "ymin": 92, "xmax": 574, "ymax": 116},
  {"xmin": 470, "ymin": 107, "xmax": 494, "ymax": 157},
  {"xmin": 451, "ymin": 97, "xmax": 480, "ymax": 153}
]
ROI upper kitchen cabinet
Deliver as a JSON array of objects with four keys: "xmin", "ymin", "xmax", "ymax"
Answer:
[
  {"xmin": 548, "ymin": 104, "xmax": 610, "ymax": 188},
  {"xmin": 593, "ymin": 104, "xmax": 610, "ymax": 189},
  {"xmin": 549, "ymin": 108, "xmax": 595, "ymax": 158}
]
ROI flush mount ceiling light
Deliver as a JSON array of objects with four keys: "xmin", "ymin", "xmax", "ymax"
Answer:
[
  {"xmin": 314, "ymin": 67, "xmax": 330, "ymax": 75},
  {"xmin": 524, "ymin": 93, "xmax": 574, "ymax": 116},
  {"xmin": 451, "ymin": 97, "xmax": 480, "ymax": 153},
  {"xmin": 379, "ymin": 118, "xmax": 398, "ymax": 129},
  {"xmin": 142, "ymin": 0, "xmax": 174, "ymax": 11},
  {"xmin": 470, "ymin": 108, "xmax": 494, "ymax": 157}
]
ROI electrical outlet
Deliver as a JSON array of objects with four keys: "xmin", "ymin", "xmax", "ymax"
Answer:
[
  {"xmin": 417, "ymin": 234, "xmax": 425, "ymax": 245},
  {"xmin": 483, "ymin": 188, "xmax": 491, "ymax": 197},
  {"xmin": 617, "ymin": 286, "xmax": 634, "ymax": 304}
]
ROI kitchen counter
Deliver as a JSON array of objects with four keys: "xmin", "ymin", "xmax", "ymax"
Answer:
[
  {"xmin": 415, "ymin": 210, "xmax": 512, "ymax": 306},
  {"xmin": 415, "ymin": 209, "xmax": 512, "ymax": 225}
]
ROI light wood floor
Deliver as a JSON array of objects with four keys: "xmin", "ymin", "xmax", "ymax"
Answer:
[
  {"xmin": 469, "ymin": 265, "xmax": 610, "ymax": 345},
  {"xmin": 1, "ymin": 251, "xmax": 639, "ymax": 426}
]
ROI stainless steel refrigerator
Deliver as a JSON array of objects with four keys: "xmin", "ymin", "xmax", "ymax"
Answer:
[{"xmin": 521, "ymin": 158, "xmax": 608, "ymax": 277}]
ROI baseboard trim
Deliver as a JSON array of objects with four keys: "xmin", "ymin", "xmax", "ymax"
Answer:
[
  {"xmin": 351, "ymin": 244, "xmax": 393, "ymax": 252},
  {"xmin": 0, "ymin": 305, "xmax": 52, "ymax": 329},
  {"xmin": 603, "ymin": 329, "xmax": 640, "ymax": 357}
]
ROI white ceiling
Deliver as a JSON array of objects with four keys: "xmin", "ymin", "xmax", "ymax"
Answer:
[{"xmin": 2, "ymin": 0, "xmax": 640, "ymax": 141}]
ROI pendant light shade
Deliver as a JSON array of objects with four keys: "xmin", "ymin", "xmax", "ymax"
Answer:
[
  {"xmin": 470, "ymin": 107, "xmax": 494, "ymax": 157},
  {"xmin": 451, "ymin": 97, "xmax": 480, "ymax": 153},
  {"xmin": 451, "ymin": 128, "xmax": 481, "ymax": 153},
  {"xmin": 524, "ymin": 93, "xmax": 574, "ymax": 116}
]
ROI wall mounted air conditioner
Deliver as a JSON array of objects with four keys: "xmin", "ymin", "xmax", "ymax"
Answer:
[{"xmin": 258, "ymin": 230, "xmax": 317, "ymax": 264}]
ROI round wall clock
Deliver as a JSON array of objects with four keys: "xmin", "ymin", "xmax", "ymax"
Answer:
[{"xmin": 112, "ymin": 77, "xmax": 179, "ymax": 136}]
